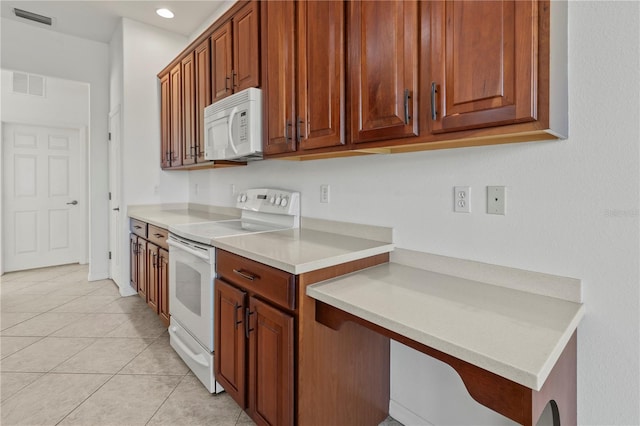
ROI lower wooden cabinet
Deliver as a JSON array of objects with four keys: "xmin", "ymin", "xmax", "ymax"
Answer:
[
  {"xmin": 129, "ymin": 219, "xmax": 170, "ymax": 327},
  {"xmin": 215, "ymin": 251, "xmax": 294, "ymax": 426}
]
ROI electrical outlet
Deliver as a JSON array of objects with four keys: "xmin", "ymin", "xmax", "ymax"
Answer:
[
  {"xmin": 487, "ymin": 186, "xmax": 506, "ymax": 215},
  {"xmin": 194, "ymin": 183, "xmax": 199, "ymax": 195},
  {"xmin": 320, "ymin": 184, "xmax": 330, "ymax": 203},
  {"xmin": 454, "ymin": 186, "xmax": 470, "ymax": 213},
  {"xmin": 231, "ymin": 184, "xmax": 236, "ymax": 195}
]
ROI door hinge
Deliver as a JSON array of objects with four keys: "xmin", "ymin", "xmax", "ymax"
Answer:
[
  {"xmin": 109, "ymin": 251, "xmax": 112, "ymax": 260},
  {"xmin": 108, "ymin": 132, "xmax": 111, "ymax": 141}
]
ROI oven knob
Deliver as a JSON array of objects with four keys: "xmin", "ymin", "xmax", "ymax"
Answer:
[
  {"xmin": 280, "ymin": 197, "xmax": 288, "ymax": 207},
  {"xmin": 270, "ymin": 196, "xmax": 276, "ymax": 204},
  {"xmin": 240, "ymin": 194, "xmax": 247, "ymax": 202},
  {"xmin": 275, "ymin": 196, "xmax": 282, "ymax": 205},
  {"xmin": 237, "ymin": 195, "xmax": 242, "ymax": 203}
]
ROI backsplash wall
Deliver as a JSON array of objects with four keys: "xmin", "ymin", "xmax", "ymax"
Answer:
[{"xmin": 187, "ymin": 3, "xmax": 640, "ymax": 423}]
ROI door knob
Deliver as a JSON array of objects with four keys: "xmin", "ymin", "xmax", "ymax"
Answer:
[
  {"xmin": 113, "ymin": 207, "xmax": 120, "ymax": 211},
  {"xmin": 66, "ymin": 200, "xmax": 78, "ymax": 205}
]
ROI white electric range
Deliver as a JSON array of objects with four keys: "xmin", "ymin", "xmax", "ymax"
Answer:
[{"xmin": 166, "ymin": 188, "xmax": 300, "ymax": 393}]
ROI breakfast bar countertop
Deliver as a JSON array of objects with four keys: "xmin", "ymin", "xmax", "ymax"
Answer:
[{"xmin": 307, "ymin": 249, "xmax": 584, "ymax": 391}]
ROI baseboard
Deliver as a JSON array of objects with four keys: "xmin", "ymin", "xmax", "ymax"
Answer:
[
  {"xmin": 119, "ymin": 284, "xmax": 137, "ymax": 297},
  {"xmin": 87, "ymin": 271, "xmax": 109, "ymax": 281},
  {"xmin": 389, "ymin": 399, "xmax": 434, "ymax": 426}
]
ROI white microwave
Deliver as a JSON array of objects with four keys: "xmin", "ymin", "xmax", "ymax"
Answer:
[{"xmin": 204, "ymin": 87, "xmax": 262, "ymax": 161}]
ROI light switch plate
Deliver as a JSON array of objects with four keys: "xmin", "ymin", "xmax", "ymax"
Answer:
[{"xmin": 487, "ymin": 186, "xmax": 506, "ymax": 215}]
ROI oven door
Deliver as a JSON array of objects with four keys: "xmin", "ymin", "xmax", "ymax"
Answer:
[{"xmin": 168, "ymin": 240, "xmax": 214, "ymax": 352}]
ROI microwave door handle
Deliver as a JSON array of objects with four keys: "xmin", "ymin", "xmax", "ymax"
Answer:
[{"xmin": 227, "ymin": 106, "xmax": 239, "ymax": 155}]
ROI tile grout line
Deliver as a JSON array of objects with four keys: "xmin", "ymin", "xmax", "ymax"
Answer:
[
  {"xmin": 144, "ymin": 372, "xmax": 192, "ymax": 425},
  {"xmin": 53, "ymin": 372, "xmax": 118, "ymax": 426}
]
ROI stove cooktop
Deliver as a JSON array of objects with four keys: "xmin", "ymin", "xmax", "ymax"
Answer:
[{"xmin": 169, "ymin": 219, "xmax": 290, "ymax": 245}]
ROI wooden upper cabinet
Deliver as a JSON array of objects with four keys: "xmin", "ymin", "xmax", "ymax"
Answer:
[
  {"xmin": 297, "ymin": 1, "xmax": 346, "ymax": 151},
  {"xmin": 262, "ymin": 0, "xmax": 297, "ymax": 155},
  {"xmin": 211, "ymin": 22, "xmax": 233, "ymax": 102},
  {"xmin": 181, "ymin": 52, "xmax": 196, "ymax": 166},
  {"xmin": 195, "ymin": 39, "xmax": 211, "ymax": 162},
  {"xmin": 159, "ymin": 73, "xmax": 171, "ymax": 169},
  {"xmin": 349, "ymin": 0, "xmax": 419, "ymax": 144},
  {"xmin": 233, "ymin": 1, "xmax": 260, "ymax": 92},
  {"xmin": 429, "ymin": 0, "xmax": 538, "ymax": 133},
  {"xmin": 212, "ymin": 1, "xmax": 260, "ymax": 103},
  {"xmin": 169, "ymin": 63, "xmax": 183, "ymax": 166}
]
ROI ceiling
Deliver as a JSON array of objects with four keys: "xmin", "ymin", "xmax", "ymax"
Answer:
[{"xmin": 0, "ymin": 1, "xmax": 228, "ymax": 43}]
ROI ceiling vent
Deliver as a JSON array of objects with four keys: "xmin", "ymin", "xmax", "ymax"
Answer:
[
  {"xmin": 13, "ymin": 8, "xmax": 52, "ymax": 26},
  {"xmin": 12, "ymin": 72, "xmax": 46, "ymax": 97}
]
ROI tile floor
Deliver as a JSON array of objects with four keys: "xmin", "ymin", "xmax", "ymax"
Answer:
[
  {"xmin": 1, "ymin": 264, "xmax": 402, "ymax": 426},
  {"xmin": 1, "ymin": 264, "xmax": 253, "ymax": 426}
]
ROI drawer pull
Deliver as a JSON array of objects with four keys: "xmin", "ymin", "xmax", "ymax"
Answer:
[
  {"xmin": 134, "ymin": 225, "xmax": 142, "ymax": 229},
  {"xmin": 154, "ymin": 233, "xmax": 164, "ymax": 238},
  {"xmin": 233, "ymin": 269, "xmax": 258, "ymax": 281}
]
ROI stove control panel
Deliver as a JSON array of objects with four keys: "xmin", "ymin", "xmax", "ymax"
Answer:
[{"xmin": 236, "ymin": 188, "xmax": 300, "ymax": 216}]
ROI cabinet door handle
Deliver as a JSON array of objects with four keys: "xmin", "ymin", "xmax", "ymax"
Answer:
[
  {"xmin": 284, "ymin": 120, "xmax": 292, "ymax": 141},
  {"xmin": 233, "ymin": 269, "xmax": 258, "ymax": 281},
  {"xmin": 152, "ymin": 252, "xmax": 157, "ymax": 268},
  {"xmin": 234, "ymin": 302, "xmax": 242, "ymax": 330},
  {"xmin": 245, "ymin": 308, "xmax": 255, "ymax": 339},
  {"xmin": 404, "ymin": 89, "xmax": 411, "ymax": 124},
  {"xmin": 296, "ymin": 117, "xmax": 305, "ymax": 143},
  {"xmin": 430, "ymin": 82, "xmax": 438, "ymax": 121},
  {"xmin": 225, "ymin": 75, "xmax": 230, "ymax": 91},
  {"xmin": 232, "ymin": 70, "xmax": 237, "ymax": 89}
]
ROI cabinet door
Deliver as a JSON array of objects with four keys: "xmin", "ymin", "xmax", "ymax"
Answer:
[
  {"xmin": 248, "ymin": 296, "xmax": 294, "ymax": 426},
  {"xmin": 158, "ymin": 248, "xmax": 170, "ymax": 326},
  {"xmin": 262, "ymin": 0, "xmax": 297, "ymax": 155},
  {"xmin": 195, "ymin": 39, "xmax": 212, "ymax": 163},
  {"xmin": 169, "ymin": 64, "xmax": 183, "ymax": 166},
  {"xmin": 429, "ymin": 0, "xmax": 537, "ymax": 133},
  {"xmin": 137, "ymin": 239, "xmax": 148, "ymax": 301},
  {"xmin": 214, "ymin": 279, "xmax": 247, "ymax": 408},
  {"xmin": 130, "ymin": 234, "xmax": 138, "ymax": 291},
  {"xmin": 349, "ymin": 0, "xmax": 418, "ymax": 143},
  {"xmin": 297, "ymin": 0, "xmax": 346, "ymax": 151},
  {"xmin": 211, "ymin": 22, "xmax": 233, "ymax": 102},
  {"xmin": 159, "ymin": 74, "xmax": 171, "ymax": 169},
  {"xmin": 181, "ymin": 53, "xmax": 196, "ymax": 166},
  {"xmin": 146, "ymin": 243, "xmax": 159, "ymax": 314},
  {"xmin": 233, "ymin": 1, "xmax": 260, "ymax": 92}
]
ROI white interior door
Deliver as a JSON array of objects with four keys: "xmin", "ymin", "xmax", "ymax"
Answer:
[
  {"xmin": 2, "ymin": 123, "xmax": 83, "ymax": 272},
  {"xmin": 108, "ymin": 107, "xmax": 122, "ymax": 285}
]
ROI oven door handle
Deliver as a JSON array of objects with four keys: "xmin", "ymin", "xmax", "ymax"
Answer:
[
  {"xmin": 167, "ymin": 239, "xmax": 210, "ymax": 261},
  {"xmin": 169, "ymin": 326, "xmax": 209, "ymax": 367}
]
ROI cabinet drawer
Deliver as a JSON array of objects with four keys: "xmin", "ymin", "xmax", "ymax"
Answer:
[
  {"xmin": 216, "ymin": 249, "xmax": 296, "ymax": 311},
  {"xmin": 147, "ymin": 225, "xmax": 169, "ymax": 250},
  {"xmin": 130, "ymin": 219, "xmax": 148, "ymax": 238}
]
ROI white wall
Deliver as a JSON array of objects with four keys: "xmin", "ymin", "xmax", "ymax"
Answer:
[
  {"xmin": 0, "ymin": 17, "xmax": 110, "ymax": 280},
  {"xmin": 185, "ymin": 2, "xmax": 640, "ymax": 424},
  {"xmin": 109, "ymin": 18, "xmax": 189, "ymax": 292}
]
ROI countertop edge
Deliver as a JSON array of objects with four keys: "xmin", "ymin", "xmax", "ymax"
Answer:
[{"xmin": 212, "ymin": 240, "xmax": 395, "ymax": 274}]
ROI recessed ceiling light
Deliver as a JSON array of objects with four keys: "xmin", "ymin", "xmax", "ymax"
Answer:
[{"xmin": 156, "ymin": 8, "xmax": 174, "ymax": 19}]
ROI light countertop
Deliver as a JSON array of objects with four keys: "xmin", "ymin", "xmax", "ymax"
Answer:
[
  {"xmin": 306, "ymin": 249, "xmax": 584, "ymax": 391},
  {"xmin": 127, "ymin": 204, "xmax": 239, "ymax": 229},
  {"xmin": 213, "ymin": 228, "xmax": 394, "ymax": 274},
  {"xmin": 127, "ymin": 204, "xmax": 394, "ymax": 275}
]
